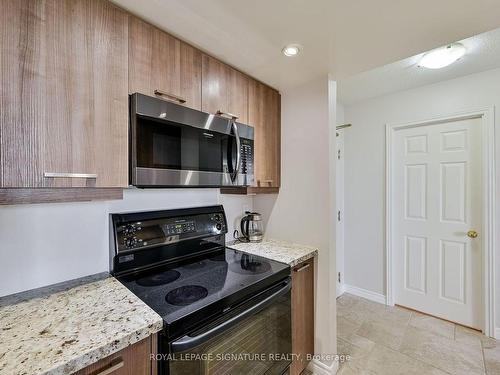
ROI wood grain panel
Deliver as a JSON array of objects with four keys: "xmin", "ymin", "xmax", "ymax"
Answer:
[
  {"xmin": 201, "ymin": 54, "xmax": 228, "ymax": 116},
  {"xmin": 291, "ymin": 259, "xmax": 314, "ymax": 375},
  {"xmin": 227, "ymin": 67, "xmax": 248, "ymax": 124},
  {"xmin": 180, "ymin": 42, "xmax": 202, "ymax": 110},
  {"xmin": 91, "ymin": 0, "xmax": 128, "ymax": 187},
  {"xmin": 0, "ymin": 0, "xmax": 129, "ymax": 189},
  {"xmin": 128, "ymin": 16, "xmax": 201, "ymax": 110},
  {"xmin": 150, "ymin": 332, "xmax": 158, "ymax": 375},
  {"xmin": 151, "ymin": 24, "xmax": 181, "ymax": 99},
  {"xmin": 202, "ymin": 54, "xmax": 248, "ymax": 123},
  {"xmin": 0, "ymin": 188, "xmax": 123, "ymax": 205},
  {"xmin": 42, "ymin": 0, "xmax": 92, "ymax": 188},
  {"xmin": 73, "ymin": 335, "xmax": 154, "ymax": 375},
  {"xmin": 0, "ymin": 0, "xmax": 45, "ymax": 187},
  {"xmin": 248, "ymin": 79, "xmax": 281, "ymax": 188},
  {"xmin": 128, "ymin": 16, "xmax": 153, "ymax": 96}
]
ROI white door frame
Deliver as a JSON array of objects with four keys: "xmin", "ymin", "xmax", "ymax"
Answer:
[{"xmin": 385, "ymin": 107, "xmax": 495, "ymax": 337}]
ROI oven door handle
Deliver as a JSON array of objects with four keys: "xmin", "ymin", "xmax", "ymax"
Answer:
[
  {"xmin": 229, "ymin": 120, "xmax": 241, "ymax": 183},
  {"xmin": 170, "ymin": 278, "xmax": 291, "ymax": 353}
]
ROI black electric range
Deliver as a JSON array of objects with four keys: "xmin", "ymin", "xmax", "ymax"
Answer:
[{"xmin": 110, "ymin": 206, "xmax": 292, "ymax": 375}]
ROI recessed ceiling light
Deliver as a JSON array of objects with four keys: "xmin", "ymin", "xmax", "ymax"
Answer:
[
  {"xmin": 282, "ymin": 44, "xmax": 301, "ymax": 57},
  {"xmin": 419, "ymin": 43, "xmax": 466, "ymax": 69}
]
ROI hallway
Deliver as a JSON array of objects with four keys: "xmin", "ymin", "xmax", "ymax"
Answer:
[{"xmin": 337, "ymin": 294, "xmax": 500, "ymax": 374}]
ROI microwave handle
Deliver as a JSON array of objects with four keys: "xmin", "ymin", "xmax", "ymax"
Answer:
[
  {"xmin": 230, "ymin": 121, "xmax": 241, "ymax": 182},
  {"xmin": 170, "ymin": 278, "xmax": 291, "ymax": 353}
]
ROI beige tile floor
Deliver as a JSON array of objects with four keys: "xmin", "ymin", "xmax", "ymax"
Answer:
[{"xmin": 335, "ymin": 293, "xmax": 500, "ymax": 375}]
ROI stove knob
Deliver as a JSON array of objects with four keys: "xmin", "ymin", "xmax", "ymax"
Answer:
[
  {"xmin": 214, "ymin": 214, "xmax": 221, "ymax": 222},
  {"xmin": 216, "ymin": 223, "xmax": 222, "ymax": 231}
]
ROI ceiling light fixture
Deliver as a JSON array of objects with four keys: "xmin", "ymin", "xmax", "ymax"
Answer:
[
  {"xmin": 282, "ymin": 44, "xmax": 301, "ymax": 57},
  {"xmin": 419, "ymin": 43, "xmax": 466, "ymax": 69}
]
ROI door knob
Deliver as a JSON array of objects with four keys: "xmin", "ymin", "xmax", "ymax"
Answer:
[{"xmin": 467, "ymin": 230, "xmax": 478, "ymax": 238}]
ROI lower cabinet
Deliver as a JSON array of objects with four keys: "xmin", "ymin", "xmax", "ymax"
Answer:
[
  {"xmin": 291, "ymin": 258, "xmax": 315, "ymax": 375},
  {"xmin": 73, "ymin": 334, "xmax": 157, "ymax": 375}
]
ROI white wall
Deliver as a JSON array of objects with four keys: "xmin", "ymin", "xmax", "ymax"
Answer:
[
  {"xmin": 0, "ymin": 189, "xmax": 252, "ymax": 297},
  {"xmin": 218, "ymin": 193, "xmax": 254, "ymax": 240},
  {"xmin": 254, "ymin": 76, "xmax": 337, "ymax": 369},
  {"xmin": 343, "ymin": 67, "xmax": 500, "ymax": 329}
]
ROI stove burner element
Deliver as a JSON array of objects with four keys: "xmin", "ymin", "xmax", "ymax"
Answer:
[
  {"xmin": 136, "ymin": 270, "xmax": 181, "ymax": 286},
  {"xmin": 229, "ymin": 255, "xmax": 272, "ymax": 275},
  {"xmin": 166, "ymin": 285, "xmax": 209, "ymax": 306}
]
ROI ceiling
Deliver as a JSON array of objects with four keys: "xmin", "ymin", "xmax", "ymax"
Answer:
[
  {"xmin": 338, "ymin": 27, "xmax": 500, "ymax": 105},
  {"xmin": 112, "ymin": 0, "xmax": 500, "ymax": 91}
]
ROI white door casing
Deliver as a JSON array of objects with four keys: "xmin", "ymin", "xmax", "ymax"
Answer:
[
  {"xmin": 336, "ymin": 132, "xmax": 345, "ymax": 297},
  {"xmin": 386, "ymin": 109, "xmax": 495, "ymax": 335}
]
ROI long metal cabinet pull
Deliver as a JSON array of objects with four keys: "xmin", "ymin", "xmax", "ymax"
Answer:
[
  {"xmin": 44, "ymin": 172, "xmax": 98, "ymax": 179},
  {"xmin": 294, "ymin": 263, "xmax": 311, "ymax": 273},
  {"xmin": 216, "ymin": 110, "xmax": 238, "ymax": 119},
  {"xmin": 154, "ymin": 89, "xmax": 186, "ymax": 104}
]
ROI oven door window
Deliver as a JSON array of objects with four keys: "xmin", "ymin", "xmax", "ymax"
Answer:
[
  {"xmin": 168, "ymin": 291, "xmax": 291, "ymax": 375},
  {"xmin": 136, "ymin": 116, "xmax": 237, "ymax": 173}
]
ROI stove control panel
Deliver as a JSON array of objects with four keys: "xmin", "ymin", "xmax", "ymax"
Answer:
[
  {"xmin": 113, "ymin": 208, "xmax": 227, "ymax": 252},
  {"xmin": 110, "ymin": 205, "xmax": 227, "ymax": 273}
]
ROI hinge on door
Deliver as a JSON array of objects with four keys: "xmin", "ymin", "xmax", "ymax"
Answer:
[
  {"xmin": 338, "ymin": 210, "xmax": 341, "ymax": 222},
  {"xmin": 337, "ymin": 149, "xmax": 341, "ymax": 160},
  {"xmin": 338, "ymin": 272, "xmax": 341, "ymax": 283}
]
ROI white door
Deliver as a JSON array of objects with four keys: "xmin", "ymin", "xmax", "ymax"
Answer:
[{"xmin": 392, "ymin": 117, "xmax": 482, "ymax": 329}]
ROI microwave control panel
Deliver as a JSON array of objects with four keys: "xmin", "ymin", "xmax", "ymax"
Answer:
[{"xmin": 240, "ymin": 138, "xmax": 254, "ymax": 176}]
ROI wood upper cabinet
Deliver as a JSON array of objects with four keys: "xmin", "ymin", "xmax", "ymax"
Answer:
[
  {"xmin": 73, "ymin": 335, "xmax": 156, "ymax": 375},
  {"xmin": 291, "ymin": 258, "xmax": 315, "ymax": 375},
  {"xmin": 201, "ymin": 54, "xmax": 248, "ymax": 124},
  {"xmin": 0, "ymin": 0, "xmax": 128, "ymax": 188},
  {"xmin": 248, "ymin": 79, "xmax": 281, "ymax": 188},
  {"xmin": 128, "ymin": 16, "xmax": 202, "ymax": 110}
]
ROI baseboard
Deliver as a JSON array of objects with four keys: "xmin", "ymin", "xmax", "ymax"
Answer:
[
  {"xmin": 343, "ymin": 284, "xmax": 386, "ymax": 305},
  {"xmin": 307, "ymin": 358, "xmax": 339, "ymax": 375},
  {"xmin": 495, "ymin": 327, "xmax": 500, "ymax": 340},
  {"xmin": 336, "ymin": 283, "xmax": 346, "ymax": 298}
]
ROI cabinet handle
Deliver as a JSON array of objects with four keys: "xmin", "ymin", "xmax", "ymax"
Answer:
[
  {"xmin": 216, "ymin": 110, "xmax": 238, "ymax": 120},
  {"xmin": 154, "ymin": 89, "xmax": 186, "ymax": 104},
  {"xmin": 294, "ymin": 263, "xmax": 310, "ymax": 273},
  {"xmin": 94, "ymin": 360, "xmax": 124, "ymax": 375},
  {"xmin": 44, "ymin": 172, "xmax": 97, "ymax": 179}
]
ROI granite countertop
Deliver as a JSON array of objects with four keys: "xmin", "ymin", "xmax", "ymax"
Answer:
[
  {"xmin": 0, "ymin": 274, "xmax": 163, "ymax": 375},
  {"xmin": 228, "ymin": 239, "xmax": 318, "ymax": 267}
]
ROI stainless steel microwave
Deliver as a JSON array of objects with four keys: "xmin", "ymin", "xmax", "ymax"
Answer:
[{"xmin": 129, "ymin": 93, "xmax": 254, "ymax": 187}]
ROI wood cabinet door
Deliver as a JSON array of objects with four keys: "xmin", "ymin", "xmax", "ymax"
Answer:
[
  {"xmin": 128, "ymin": 16, "xmax": 202, "ymax": 110},
  {"xmin": 73, "ymin": 335, "xmax": 155, "ymax": 375},
  {"xmin": 291, "ymin": 259, "xmax": 315, "ymax": 375},
  {"xmin": 201, "ymin": 54, "xmax": 248, "ymax": 124},
  {"xmin": 248, "ymin": 79, "xmax": 281, "ymax": 188},
  {"xmin": 0, "ymin": 0, "xmax": 128, "ymax": 188}
]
